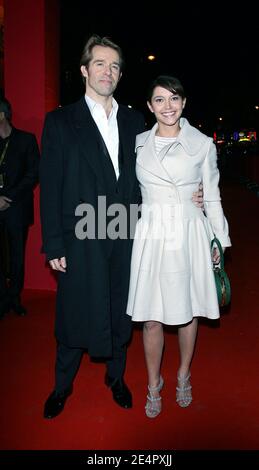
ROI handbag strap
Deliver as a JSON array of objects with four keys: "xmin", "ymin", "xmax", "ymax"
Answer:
[{"xmin": 211, "ymin": 237, "xmax": 224, "ymax": 270}]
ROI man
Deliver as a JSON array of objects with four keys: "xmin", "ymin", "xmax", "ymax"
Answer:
[
  {"xmin": 0, "ymin": 98, "xmax": 39, "ymax": 318},
  {"xmin": 40, "ymin": 35, "xmax": 203, "ymax": 419}
]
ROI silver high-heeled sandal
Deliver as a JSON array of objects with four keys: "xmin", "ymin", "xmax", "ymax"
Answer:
[
  {"xmin": 176, "ymin": 373, "xmax": 192, "ymax": 408},
  {"xmin": 145, "ymin": 376, "xmax": 164, "ymax": 418}
]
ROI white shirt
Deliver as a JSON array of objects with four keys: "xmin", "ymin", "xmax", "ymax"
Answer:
[
  {"xmin": 85, "ymin": 95, "xmax": 120, "ymax": 179},
  {"xmin": 155, "ymin": 135, "xmax": 177, "ymax": 154}
]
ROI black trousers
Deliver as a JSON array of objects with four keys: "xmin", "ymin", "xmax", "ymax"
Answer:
[
  {"xmin": 54, "ymin": 240, "xmax": 132, "ymax": 392},
  {"xmin": 0, "ymin": 217, "xmax": 28, "ymax": 302}
]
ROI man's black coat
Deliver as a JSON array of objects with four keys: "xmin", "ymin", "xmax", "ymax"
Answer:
[
  {"xmin": 0, "ymin": 127, "xmax": 39, "ymax": 226},
  {"xmin": 40, "ymin": 97, "xmax": 145, "ymax": 356}
]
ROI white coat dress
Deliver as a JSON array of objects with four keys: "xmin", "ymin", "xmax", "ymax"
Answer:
[{"xmin": 126, "ymin": 118, "xmax": 231, "ymax": 325}]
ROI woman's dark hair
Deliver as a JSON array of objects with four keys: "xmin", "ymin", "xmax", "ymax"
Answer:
[{"xmin": 147, "ymin": 75, "xmax": 185, "ymax": 102}]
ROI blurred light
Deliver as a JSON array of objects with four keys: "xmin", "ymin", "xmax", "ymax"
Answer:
[
  {"xmin": 238, "ymin": 130, "xmax": 257, "ymax": 142},
  {"xmin": 198, "ymin": 123, "xmax": 202, "ymax": 128},
  {"xmin": 218, "ymin": 117, "xmax": 223, "ymax": 121},
  {"xmin": 127, "ymin": 105, "xmax": 132, "ymax": 108},
  {"xmin": 147, "ymin": 55, "xmax": 156, "ymax": 61},
  {"xmin": 248, "ymin": 131, "xmax": 256, "ymax": 141},
  {"xmin": 255, "ymin": 105, "xmax": 259, "ymax": 110},
  {"xmin": 213, "ymin": 131, "xmax": 225, "ymax": 144}
]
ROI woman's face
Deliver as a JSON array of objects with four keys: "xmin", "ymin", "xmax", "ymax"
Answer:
[{"xmin": 148, "ymin": 86, "xmax": 186, "ymax": 128}]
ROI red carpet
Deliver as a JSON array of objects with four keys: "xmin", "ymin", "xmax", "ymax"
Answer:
[{"xmin": 0, "ymin": 179, "xmax": 259, "ymax": 453}]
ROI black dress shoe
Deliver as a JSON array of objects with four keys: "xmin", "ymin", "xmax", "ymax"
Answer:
[
  {"xmin": 43, "ymin": 386, "xmax": 73, "ymax": 419},
  {"xmin": 105, "ymin": 374, "xmax": 132, "ymax": 409},
  {"xmin": 9, "ymin": 300, "xmax": 27, "ymax": 316}
]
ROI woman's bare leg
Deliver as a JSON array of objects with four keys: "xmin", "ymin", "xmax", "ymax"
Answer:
[
  {"xmin": 143, "ymin": 321, "xmax": 164, "ymax": 390},
  {"xmin": 143, "ymin": 320, "xmax": 164, "ymax": 417},
  {"xmin": 176, "ymin": 318, "xmax": 198, "ymax": 407},
  {"xmin": 177, "ymin": 318, "xmax": 198, "ymax": 378}
]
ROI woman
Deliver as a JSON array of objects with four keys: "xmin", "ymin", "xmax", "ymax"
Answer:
[{"xmin": 126, "ymin": 75, "xmax": 231, "ymax": 418}]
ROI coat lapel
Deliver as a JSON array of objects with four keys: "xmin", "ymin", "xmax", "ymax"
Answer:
[
  {"xmin": 72, "ymin": 97, "xmax": 106, "ymax": 186},
  {"xmin": 4, "ymin": 127, "xmax": 17, "ymax": 163},
  {"xmin": 117, "ymin": 107, "xmax": 136, "ymax": 197},
  {"xmin": 137, "ymin": 124, "xmax": 173, "ymax": 184}
]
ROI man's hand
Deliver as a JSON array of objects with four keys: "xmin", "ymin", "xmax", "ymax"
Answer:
[
  {"xmin": 192, "ymin": 183, "xmax": 204, "ymax": 208},
  {"xmin": 49, "ymin": 257, "xmax": 67, "ymax": 272},
  {"xmin": 0, "ymin": 195, "xmax": 12, "ymax": 211}
]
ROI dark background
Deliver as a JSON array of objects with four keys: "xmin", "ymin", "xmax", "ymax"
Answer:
[{"xmin": 60, "ymin": 1, "xmax": 259, "ymax": 135}]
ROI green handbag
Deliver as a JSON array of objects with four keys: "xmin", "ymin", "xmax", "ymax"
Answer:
[{"xmin": 211, "ymin": 237, "xmax": 231, "ymax": 307}]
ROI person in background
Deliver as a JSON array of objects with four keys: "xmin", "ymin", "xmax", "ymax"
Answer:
[
  {"xmin": 0, "ymin": 97, "xmax": 39, "ymax": 319},
  {"xmin": 126, "ymin": 75, "xmax": 231, "ymax": 418}
]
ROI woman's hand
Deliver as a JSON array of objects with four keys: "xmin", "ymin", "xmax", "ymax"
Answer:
[{"xmin": 212, "ymin": 247, "xmax": 220, "ymax": 264}]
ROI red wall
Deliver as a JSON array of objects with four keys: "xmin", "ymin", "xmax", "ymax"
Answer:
[{"xmin": 4, "ymin": 0, "xmax": 60, "ymax": 290}]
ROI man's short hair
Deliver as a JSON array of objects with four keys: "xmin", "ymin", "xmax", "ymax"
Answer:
[{"xmin": 0, "ymin": 97, "xmax": 12, "ymax": 121}]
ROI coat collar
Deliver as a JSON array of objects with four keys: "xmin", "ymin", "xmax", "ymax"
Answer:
[
  {"xmin": 72, "ymin": 97, "xmax": 108, "ymax": 184},
  {"xmin": 136, "ymin": 124, "xmax": 173, "ymax": 184},
  {"xmin": 137, "ymin": 118, "xmax": 207, "ymax": 156},
  {"xmin": 176, "ymin": 117, "xmax": 207, "ymax": 155},
  {"xmin": 71, "ymin": 98, "xmax": 135, "ymax": 196},
  {"xmin": 136, "ymin": 118, "xmax": 208, "ymax": 183}
]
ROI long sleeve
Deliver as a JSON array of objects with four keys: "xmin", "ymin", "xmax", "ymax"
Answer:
[
  {"xmin": 40, "ymin": 112, "xmax": 66, "ymax": 261},
  {"xmin": 202, "ymin": 139, "xmax": 231, "ymax": 247},
  {"xmin": 6, "ymin": 134, "xmax": 39, "ymax": 202}
]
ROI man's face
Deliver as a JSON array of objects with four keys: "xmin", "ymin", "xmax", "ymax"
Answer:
[{"xmin": 81, "ymin": 45, "xmax": 122, "ymax": 99}]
